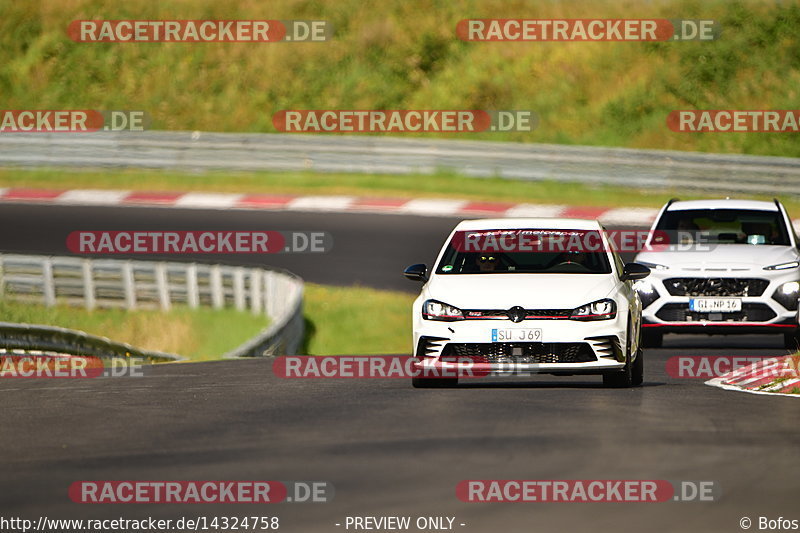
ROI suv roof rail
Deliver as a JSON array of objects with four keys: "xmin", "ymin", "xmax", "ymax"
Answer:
[
  {"xmin": 774, "ymin": 198, "xmax": 782, "ymax": 208},
  {"xmin": 666, "ymin": 198, "xmax": 680, "ymax": 207}
]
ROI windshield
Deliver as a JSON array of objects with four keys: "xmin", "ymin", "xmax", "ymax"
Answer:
[
  {"xmin": 654, "ymin": 209, "xmax": 790, "ymax": 245},
  {"xmin": 435, "ymin": 229, "xmax": 613, "ymax": 274}
]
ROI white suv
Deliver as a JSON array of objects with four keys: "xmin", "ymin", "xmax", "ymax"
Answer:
[
  {"xmin": 634, "ymin": 199, "xmax": 800, "ymax": 348},
  {"xmin": 404, "ymin": 218, "xmax": 650, "ymax": 388}
]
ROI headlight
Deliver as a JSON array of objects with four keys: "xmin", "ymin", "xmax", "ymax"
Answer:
[
  {"xmin": 637, "ymin": 261, "xmax": 669, "ymax": 271},
  {"xmin": 772, "ymin": 281, "xmax": 800, "ymax": 310},
  {"xmin": 570, "ymin": 299, "xmax": 617, "ymax": 321},
  {"xmin": 764, "ymin": 261, "xmax": 800, "ymax": 271},
  {"xmin": 423, "ymin": 300, "xmax": 464, "ymax": 321},
  {"xmin": 633, "ymin": 280, "xmax": 659, "ymax": 309}
]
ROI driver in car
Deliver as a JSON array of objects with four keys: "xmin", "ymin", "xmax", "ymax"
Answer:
[{"xmin": 476, "ymin": 254, "xmax": 500, "ymax": 272}]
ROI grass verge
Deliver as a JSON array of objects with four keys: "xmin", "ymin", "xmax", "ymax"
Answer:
[
  {"xmin": 4, "ymin": 167, "xmax": 799, "ymax": 213},
  {"xmin": 3, "ymin": 0, "xmax": 800, "ymax": 157},
  {"xmin": 0, "ymin": 299, "xmax": 269, "ymax": 361},
  {"xmin": 303, "ymin": 283, "xmax": 413, "ymax": 355},
  {"xmin": 0, "ymin": 283, "xmax": 415, "ymax": 360}
]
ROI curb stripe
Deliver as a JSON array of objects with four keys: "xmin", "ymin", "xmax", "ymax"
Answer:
[
  {"xmin": 1, "ymin": 188, "xmax": 799, "ymax": 230},
  {"xmin": 705, "ymin": 355, "xmax": 800, "ymax": 398}
]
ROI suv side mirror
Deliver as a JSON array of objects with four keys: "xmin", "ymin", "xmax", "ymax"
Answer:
[
  {"xmin": 621, "ymin": 262, "xmax": 650, "ymax": 281},
  {"xmin": 404, "ymin": 264, "xmax": 428, "ymax": 282}
]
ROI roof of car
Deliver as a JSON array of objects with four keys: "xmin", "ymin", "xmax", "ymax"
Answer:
[
  {"xmin": 666, "ymin": 199, "xmax": 779, "ymax": 212},
  {"xmin": 454, "ymin": 218, "xmax": 603, "ymax": 231}
]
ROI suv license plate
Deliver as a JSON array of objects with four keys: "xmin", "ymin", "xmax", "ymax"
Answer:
[{"xmin": 690, "ymin": 298, "xmax": 742, "ymax": 313}]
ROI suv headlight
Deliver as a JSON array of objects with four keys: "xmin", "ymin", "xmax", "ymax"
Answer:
[
  {"xmin": 423, "ymin": 300, "xmax": 464, "ymax": 321},
  {"xmin": 570, "ymin": 299, "xmax": 617, "ymax": 321},
  {"xmin": 772, "ymin": 281, "xmax": 800, "ymax": 311},
  {"xmin": 764, "ymin": 261, "xmax": 800, "ymax": 271}
]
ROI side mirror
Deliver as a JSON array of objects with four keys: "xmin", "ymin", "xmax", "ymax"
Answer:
[
  {"xmin": 404, "ymin": 263, "xmax": 428, "ymax": 282},
  {"xmin": 621, "ymin": 262, "xmax": 650, "ymax": 281}
]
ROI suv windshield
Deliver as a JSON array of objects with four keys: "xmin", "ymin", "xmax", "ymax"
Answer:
[
  {"xmin": 435, "ymin": 229, "xmax": 612, "ymax": 274},
  {"xmin": 654, "ymin": 209, "xmax": 790, "ymax": 246}
]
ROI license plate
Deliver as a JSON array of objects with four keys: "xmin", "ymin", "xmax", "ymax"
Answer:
[
  {"xmin": 491, "ymin": 328, "xmax": 542, "ymax": 342},
  {"xmin": 689, "ymin": 298, "xmax": 742, "ymax": 313}
]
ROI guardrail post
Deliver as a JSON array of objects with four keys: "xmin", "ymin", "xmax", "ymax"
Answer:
[
  {"xmin": 233, "ymin": 267, "xmax": 245, "ymax": 311},
  {"xmin": 42, "ymin": 258, "xmax": 56, "ymax": 306},
  {"xmin": 264, "ymin": 271, "xmax": 276, "ymax": 317},
  {"xmin": 122, "ymin": 261, "xmax": 136, "ymax": 310},
  {"xmin": 155, "ymin": 263, "xmax": 170, "ymax": 311},
  {"xmin": 250, "ymin": 268, "xmax": 262, "ymax": 315},
  {"xmin": 210, "ymin": 265, "xmax": 223, "ymax": 309},
  {"xmin": 187, "ymin": 264, "xmax": 199, "ymax": 309},
  {"xmin": 82, "ymin": 258, "xmax": 95, "ymax": 310}
]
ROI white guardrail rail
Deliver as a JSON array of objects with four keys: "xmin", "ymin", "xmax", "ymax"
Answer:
[
  {"xmin": 1, "ymin": 131, "xmax": 800, "ymax": 194},
  {"xmin": 0, "ymin": 254, "xmax": 304, "ymax": 359}
]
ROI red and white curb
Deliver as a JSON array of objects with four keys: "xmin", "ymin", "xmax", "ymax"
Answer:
[
  {"xmin": 705, "ymin": 355, "xmax": 800, "ymax": 398},
  {"xmin": 5, "ymin": 187, "xmax": 800, "ymax": 230},
  {"xmin": 0, "ymin": 188, "xmax": 661, "ymax": 225}
]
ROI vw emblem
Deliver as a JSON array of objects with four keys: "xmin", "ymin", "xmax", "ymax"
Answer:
[{"xmin": 507, "ymin": 306, "xmax": 526, "ymax": 323}]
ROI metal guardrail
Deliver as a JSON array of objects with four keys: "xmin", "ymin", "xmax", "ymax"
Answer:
[
  {"xmin": 0, "ymin": 322, "xmax": 183, "ymax": 362},
  {"xmin": 1, "ymin": 131, "xmax": 800, "ymax": 194},
  {"xmin": 0, "ymin": 254, "xmax": 304, "ymax": 358}
]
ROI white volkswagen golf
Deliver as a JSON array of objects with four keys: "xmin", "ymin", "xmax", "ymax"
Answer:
[{"xmin": 404, "ymin": 218, "xmax": 650, "ymax": 388}]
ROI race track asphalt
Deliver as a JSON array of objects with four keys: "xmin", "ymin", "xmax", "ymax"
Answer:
[{"xmin": 0, "ymin": 204, "xmax": 797, "ymax": 533}]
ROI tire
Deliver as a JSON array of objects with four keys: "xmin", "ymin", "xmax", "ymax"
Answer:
[
  {"xmin": 631, "ymin": 348, "xmax": 644, "ymax": 387},
  {"xmin": 603, "ymin": 357, "xmax": 633, "ymax": 388},
  {"xmin": 412, "ymin": 376, "xmax": 458, "ymax": 388},
  {"xmin": 603, "ymin": 323, "xmax": 643, "ymax": 388},
  {"xmin": 784, "ymin": 331, "xmax": 800, "ymax": 350},
  {"xmin": 641, "ymin": 330, "xmax": 663, "ymax": 348}
]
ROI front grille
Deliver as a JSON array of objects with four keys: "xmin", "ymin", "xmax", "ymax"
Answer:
[
  {"xmin": 441, "ymin": 342, "xmax": 596, "ymax": 364},
  {"xmin": 655, "ymin": 303, "xmax": 776, "ymax": 323},
  {"xmin": 463, "ymin": 309, "xmax": 572, "ymax": 320},
  {"xmin": 663, "ymin": 278, "xmax": 769, "ymax": 297}
]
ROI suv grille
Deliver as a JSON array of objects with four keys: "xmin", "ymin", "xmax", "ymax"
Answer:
[
  {"xmin": 655, "ymin": 303, "xmax": 776, "ymax": 323},
  {"xmin": 441, "ymin": 342, "xmax": 596, "ymax": 364},
  {"xmin": 663, "ymin": 278, "xmax": 769, "ymax": 297}
]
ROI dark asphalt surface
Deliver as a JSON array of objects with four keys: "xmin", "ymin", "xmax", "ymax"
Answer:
[
  {"xmin": 0, "ymin": 204, "xmax": 455, "ymax": 292},
  {"xmin": 1, "ymin": 203, "xmax": 798, "ymax": 533}
]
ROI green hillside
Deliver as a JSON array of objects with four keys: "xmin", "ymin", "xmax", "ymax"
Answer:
[{"xmin": 2, "ymin": 0, "xmax": 799, "ymax": 156}]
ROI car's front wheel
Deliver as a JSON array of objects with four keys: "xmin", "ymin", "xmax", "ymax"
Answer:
[
  {"xmin": 603, "ymin": 327, "xmax": 644, "ymax": 388},
  {"xmin": 784, "ymin": 330, "xmax": 800, "ymax": 350},
  {"xmin": 603, "ymin": 356, "xmax": 632, "ymax": 388}
]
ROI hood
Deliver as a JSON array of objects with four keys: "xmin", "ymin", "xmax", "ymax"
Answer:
[
  {"xmin": 425, "ymin": 273, "xmax": 618, "ymax": 309},
  {"xmin": 635, "ymin": 245, "xmax": 799, "ymax": 271}
]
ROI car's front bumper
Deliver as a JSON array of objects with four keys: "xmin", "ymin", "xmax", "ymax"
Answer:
[
  {"xmin": 638, "ymin": 270, "xmax": 799, "ymax": 335},
  {"xmin": 412, "ymin": 318, "xmax": 628, "ymax": 375}
]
